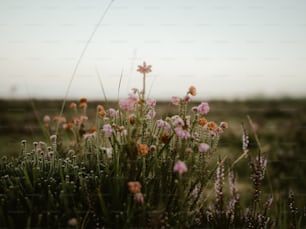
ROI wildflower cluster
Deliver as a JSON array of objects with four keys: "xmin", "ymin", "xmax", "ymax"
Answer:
[{"xmin": 0, "ymin": 62, "xmax": 278, "ymax": 228}]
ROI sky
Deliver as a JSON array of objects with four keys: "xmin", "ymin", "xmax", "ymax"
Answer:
[{"xmin": 0, "ymin": 0, "xmax": 306, "ymax": 100}]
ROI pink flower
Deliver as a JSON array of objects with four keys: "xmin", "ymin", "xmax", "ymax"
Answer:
[
  {"xmin": 173, "ymin": 160, "xmax": 188, "ymax": 174},
  {"xmin": 103, "ymin": 124, "xmax": 113, "ymax": 137},
  {"xmin": 134, "ymin": 192, "xmax": 144, "ymax": 204},
  {"xmin": 173, "ymin": 116, "xmax": 184, "ymax": 127},
  {"xmin": 156, "ymin": 119, "xmax": 164, "ymax": 128},
  {"xmin": 198, "ymin": 143, "xmax": 210, "ymax": 153},
  {"xmin": 119, "ymin": 98, "xmax": 136, "ymax": 111},
  {"xmin": 146, "ymin": 109, "xmax": 156, "ymax": 119},
  {"xmin": 197, "ymin": 102, "xmax": 210, "ymax": 115},
  {"xmin": 43, "ymin": 115, "xmax": 51, "ymax": 123},
  {"xmin": 171, "ymin": 96, "xmax": 180, "ymax": 106},
  {"xmin": 174, "ymin": 127, "xmax": 190, "ymax": 139},
  {"xmin": 146, "ymin": 98, "xmax": 156, "ymax": 108}
]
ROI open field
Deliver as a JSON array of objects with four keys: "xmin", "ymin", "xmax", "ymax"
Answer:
[{"xmin": 0, "ymin": 98, "xmax": 306, "ymax": 227}]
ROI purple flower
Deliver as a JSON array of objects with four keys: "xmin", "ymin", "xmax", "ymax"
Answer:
[
  {"xmin": 156, "ymin": 119, "xmax": 164, "ymax": 128},
  {"xmin": 103, "ymin": 124, "xmax": 113, "ymax": 137},
  {"xmin": 198, "ymin": 143, "xmax": 210, "ymax": 153},
  {"xmin": 108, "ymin": 108, "xmax": 117, "ymax": 117},
  {"xmin": 174, "ymin": 127, "xmax": 190, "ymax": 139},
  {"xmin": 173, "ymin": 160, "xmax": 188, "ymax": 174},
  {"xmin": 197, "ymin": 102, "xmax": 210, "ymax": 115}
]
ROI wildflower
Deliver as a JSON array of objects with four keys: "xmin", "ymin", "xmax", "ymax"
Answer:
[
  {"xmin": 173, "ymin": 160, "xmax": 188, "ymax": 175},
  {"xmin": 119, "ymin": 98, "xmax": 136, "ymax": 111},
  {"xmin": 188, "ymin": 86, "xmax": 197, "ymax": 96},
  {"xmin": 183, "ymin": 96, "xmax": 191, "ymax": 104},
  {"xmin": 97, "ymin": 105, "xmax": 106, "ymax": 116},
  {"xmin": 103, "ymin": 124, "xmax": 113, "ymax": 137},
  {"xmin": 137, "ymin": 62, "xmax": 152, "ymax": 74},
  {"xmin": 72, "ymin": 118, "xmax": 80, "ymax": 125},
  {"xmin": 67, "ymin": 218, "xmax": 78, "ymax": 227},
  {"xmin": 156, "ymin": 119, "xmax": 164, "ymax": 128},
  {"xmin": 43, "ymin": 115, "xmax": 51, "ymax": 123},
  {"xmin": 50, "ymin": 135, "xmax": 57, "ymax": 143},
  {"xmin": 79, "ymin": 97, "xmax": 87, "ymax": 103},
  {"xmin": 128, "ymin": 181, "xmax": 142, "ymax": 193},
  {"xmin": 128, "ymin": 114, "xmax": 136, "ymax": 125},
  {"xmin": 161, "ymin": 133, "xmax": 170, "ymax": 144},
  {"xmin": 108, "ymin": 108, "xmax": 117, "ymax": 117},
  {"xmin": 146, "ymin": 98, "xmax": 156, "ymax": 108},
  {"xmin": 173, "ymin": 116, "xmax": 184, "ymax": 127},
  {"xmin": 63, "ymin": 123, "xmax": 73, "ymax": 130},
  {"xmin": 137, "ymin": 144, "xmax": 149, "ymax": 156},
  {"xmin": 69, "ymin": 102, "xmax": 77, "ymax": 109},
  {"xmin": 134, "ymin": 192, "xmax": 144, "ymax": 204},
  {"xmin": 79, "ymin": 102, "xmax": 87, "ymax": 109},
  {"xmin": 89, "ymin": 126, "xmax": 97, "ymax": 133},
  {"xmin": 207, "ymin": 121, "xmax": 218, "ymax": 131},
  {"xmin": 146, "ymin": 109, "xmax": 156, "ymax": 119},
  {"xmin": 53, "ymin": 116, "xmax": 66, "ymax": 123},
  {"xmin": 197, "ymin": 102, "xmax": 210, "ymax": 115},
  {"xmin": 198, "ymin": 143, "xmax": 210, "ymax": 153},
  {"xmin": 149, "ymin": 145, "xmax": 157, "ymax": 152},
  {"xmin": 198, "ymin": 117, "xmax": 208, "ymax": 126},
  {"xmin": 215, "ymin": 127, "xmax": 223, "ymax": 134},
  {"xmin": 171, "ymin": 96, "xmax": 180, "ymax": 106},
  {"xmin": 220, "ymin": 121, "xmax": 228, "ymax": 129},
  {"xmin": 80, "ymin": 115, "xmax": 88, "ymax": 123},
  {"xmin": 174, "ymin": 127, "xmax": 190, "ymax": 139}
]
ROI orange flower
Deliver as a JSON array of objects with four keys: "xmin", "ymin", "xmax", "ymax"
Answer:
[
  {"xmin": 137, "ymin": 144, "xmax": 149, "ymax": 156},
  {"xmin": 79, "ymin": 102, "xmax": 87, "ymax": 109},
  {"xmin": 129, "ymin": 115, "xmax": 136, "ymax": 125},
  {"xmin": 79, "ymin": 97, "xmax": 87, "ymax": 103},
  {"xmin": 161, "ymin": 133, "xmax": 170, "ymax": 144},
  {"xmin": 69, "ymin": 102, "xmax": 77, "ymax": 109},
  {"xmin": 89, "ymin": 126, "xmax": 97, "ymax": 133},
  {"xmin": 97, "ymin": 105, "xmax": 106, "ymax": 116},
  {"xmin": 198, "ymin": 117, "xmax": 208, "ymax": 126},
  {"xmin": 207, "ymin": 121, "xmax": 218, "ymax": 131},
  {"xmin": 63, "ymin": 123, "xmax": 73, "ymax": 130},
  {"xmin": 137, "ymin": 62, "xmax": 152, "ymax": 74},
  {"xmin": 128, "ymin": 181, "xmax": 142, "ymax": 193},
  {"xmin": 188, "ymin": 86, "xmax": 197, "ymax": 96}
]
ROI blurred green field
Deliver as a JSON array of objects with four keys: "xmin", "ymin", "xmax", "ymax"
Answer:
[{"xmin": 1, "ymin": 98, "xmax": 306, "ymax": 206}]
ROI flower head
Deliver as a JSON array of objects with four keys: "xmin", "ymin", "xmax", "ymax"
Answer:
[
  {"xmin": 198, "ymin": 143, "xmax": 210, "ymax": 153},
  {"xmin": 137, "ymin": 144, "xmax": 149, "ymax": 156},
  {"xmin": 188, "ymin": 86, "xmax": 197, "ymax": 96},
  {"xmin": 171, "ymin": 96, "xmax": 180, "ymax": 106},
  {"xmin": 134, "ymin": 192, "xmax": 144, "ymax": 204},
  {"xmin": 173, "ymin": 160, "xmax": 188, "ymax": 174},
  {"xmin": 69, "ymin": 102, "xmax": 77, "ymax": 109},
  {"xmin": 43, "ymin": 115, "xmax": 51, "ymax": 123},
  {"xmin": 103, "ymin": 124, "xmax": 113, "ymax": 137},
  {"xmin": 197, "ymin": 102, "xmax": 210, "ymax": 115},
  {"xmin": 128, "ymin": 181, "xmax": 142, "ymax": 193},
  {"xmin": 137, "ymin": 62, "xmax": 152, "ymax": 74}
]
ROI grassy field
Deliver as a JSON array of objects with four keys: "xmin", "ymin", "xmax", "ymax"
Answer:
[{"xmin": 0, "ymin": 98, "xmax": 306, "ymax": 227}]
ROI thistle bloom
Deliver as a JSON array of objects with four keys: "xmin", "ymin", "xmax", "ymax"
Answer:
[
  {"xmin": 156, "ymin": 119, "xmax": 164, "ymax": 128},
  {"xmin": 128, "ymin": 181, "xmax": 142, "ymax": 193},
  {"xmin": 137, "ymin": 62, "xmax": 152, "ymax": 74},
  {"xmin": 171, "ymin": 96, "xmax": 180, "ymax": 106},
  {"xmin": 69, "ymin": 102, "xmax": 77, "ymax": 109},
  {"xmin": 108, "ymin": 108, "xmax": 117, "ymax": 117},
  {"xmin": 103, "ymin": 124, "xmax": 113, "ymax": 137},
  {"xmin": 43, "ymin": 115, "xmax": 51, "ymax": 123},
  {"xmin": 188, "ymin": 86, "xmax": 197, "ymax": 96},
  {"xmin": 198, "ymin": 143, "xmax": 210, "ymax": 153},
  {"xmin": 197, "ymin": 102, "xmax": 210, "ymax": 115},
  {"xmin": 137, "ymin": 144, "xmax": 149, "ymax": 156},
  {"xmin": 173, "ymin": 160, "xmax": 188, "ymax": 174},
  {"xmin": 134, "ymin": 192, "xmax": 144, "ymax": 204},
  {"xmin": 146, "ymin": 98, "xmax": 156, "ymax": 108}
]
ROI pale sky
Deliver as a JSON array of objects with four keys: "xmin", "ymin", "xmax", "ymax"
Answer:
[{"xmin": 1, "ymin": 0, "xmax": 306, "ymax": 100}]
